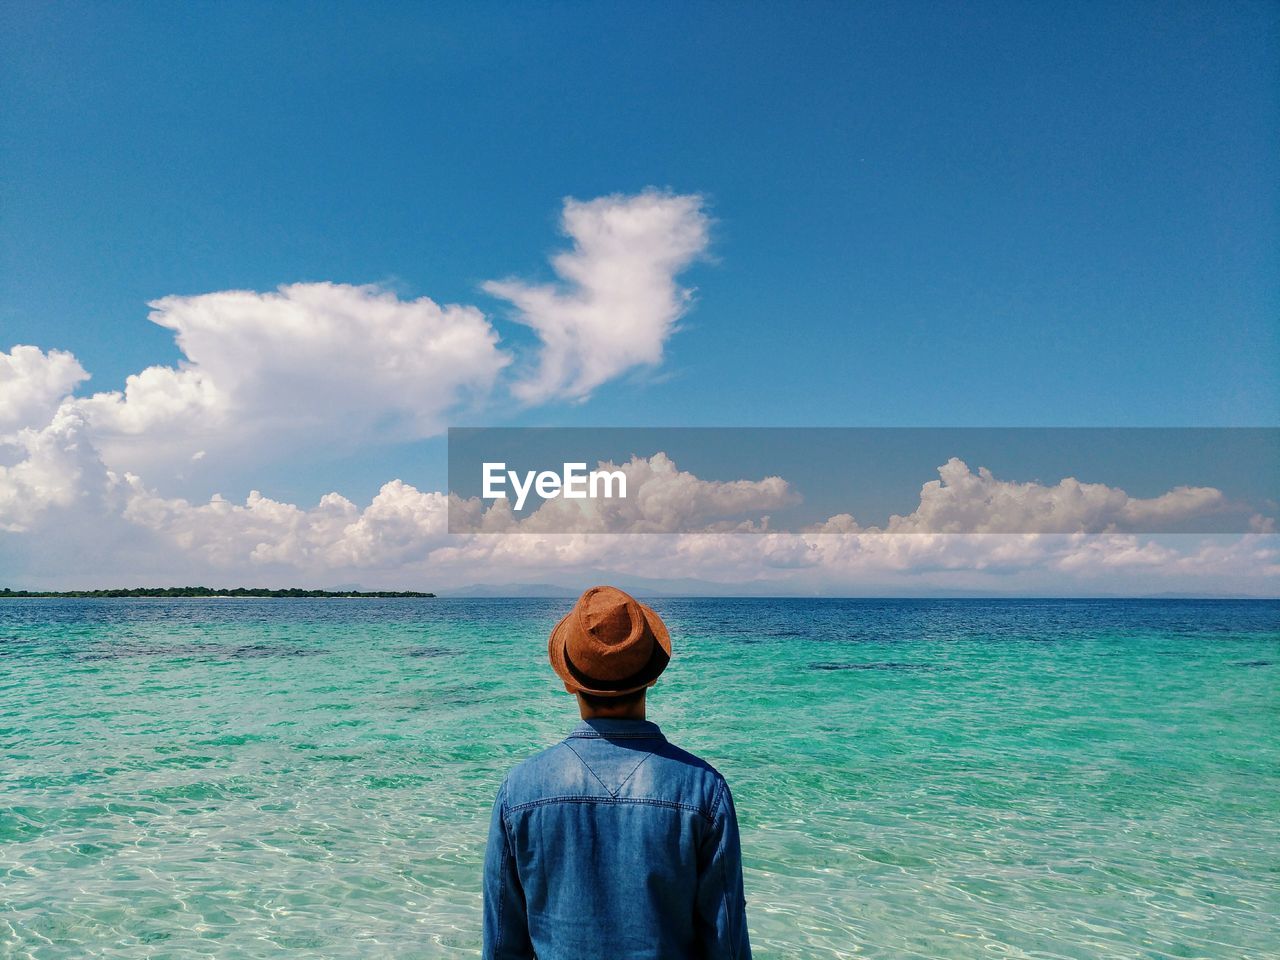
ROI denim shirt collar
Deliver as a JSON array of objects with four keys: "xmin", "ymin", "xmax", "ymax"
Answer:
[{"xmin": 567, "ymin": 718, "xmax": 667, "ymax": 741}]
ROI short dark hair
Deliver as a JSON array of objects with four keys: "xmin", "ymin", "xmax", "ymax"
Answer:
[{"xmin": 578, "ymin": 687, "xmax": 647, "ymax": 710}]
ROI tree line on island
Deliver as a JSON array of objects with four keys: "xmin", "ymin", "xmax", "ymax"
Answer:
[{"xmin": 0, "ymin": 587, "xmax": 435, "ymax": 598}]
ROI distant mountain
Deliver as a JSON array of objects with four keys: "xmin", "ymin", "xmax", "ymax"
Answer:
[
  {"xmin": 438, "ymin": 581, "xmax": 1279, "ymax": 600},
  {"xmin": 442, "ymin": 583, "xmax": 580, "ymax": 598},
  {"xmin": 442, "ymin": 580, "xmax": 701, "ymax": 598}
]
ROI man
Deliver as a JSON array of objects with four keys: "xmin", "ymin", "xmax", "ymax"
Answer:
[{"xmin": 483, "ymin": 585, "xmax": 752, "ymax": 959}]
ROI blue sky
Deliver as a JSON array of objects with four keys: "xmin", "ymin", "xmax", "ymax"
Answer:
[{"xmin": 1, "ymin": 2, "xmax": 1277, "ymax": 592}]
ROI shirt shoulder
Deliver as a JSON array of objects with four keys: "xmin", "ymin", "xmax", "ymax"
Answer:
[
  {"xmin": 499, "ymin": 741, "xmax": 589, "ymax": 806},
  {"xmin": 500, "ymin": 733, "xmax": 728, "ymax": 822},
  {"xmin": 628, "ymin": 738, "xmax": 729, "ymax": 818}
]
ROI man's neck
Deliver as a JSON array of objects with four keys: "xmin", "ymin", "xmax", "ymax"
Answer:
[{"xmin": 575, "ymin": 694, "xmax": 647, "ymax": 721}]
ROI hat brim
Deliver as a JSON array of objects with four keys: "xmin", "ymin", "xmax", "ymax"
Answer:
[{"xmin": 548, "ymin": 602, "xmax": 671, "ymax": 697}]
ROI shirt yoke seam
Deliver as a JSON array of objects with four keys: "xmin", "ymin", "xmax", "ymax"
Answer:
[
  {"xmin": 615, "ymin": 750, "xmax": 654, "ymax": 795},
  {"xmin": 507, "ymin": 795, "xmax": 715, "ymax": 822},
  {"xmin": 560, "ymin": 740, "xmax": 613, "ymax": 795}
]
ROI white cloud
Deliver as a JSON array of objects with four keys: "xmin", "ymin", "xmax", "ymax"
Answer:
[
  {"xmin": 0, "ymin": 345, "xmax": 88, "ymax": 434},
  {"xmin": 5, "ymin": 425, "xmax": 1272, "ymax": 595},
  {"xmin": 454, "ymin": 452, "xmax": 795, "ymax": 533},
  {"xmin": 18, "ymin": 191, "xmax": 710, "ymax": 484},
  {"xmin": 121, "ymin": 476, "xmax": 449, "ymax": 573},
  {"xmin": 806, "ymin": 458, "xmax": 1229, "ymax": 534},
  {"xmin": 426, "ymin": 529, "xmax": 1280, "ymax": 596},
  {"xmin": 457, "ymin": 454, "xmax": 1234, "ymax": 536},
  {"xmin": 69, "ymin": 282, "xmax": 509, "ymax": 475},
  {"xmin": 0, "ymin": 408, "xmax": 112, "ymax": 532},
  {"xmin": 1, "ymin": 192, "xmax": 1275, "ymax": 597},
  {"xmin": 484, "ymin": 190, "xmax": 710, "ymax": 403},
  {"xmin": 0, "ymin": 445, "xmax": 1250, "ymax": 595},
  {"xmin": 320, "ymin": 481, "xmax": 449, "ymax": 568}
]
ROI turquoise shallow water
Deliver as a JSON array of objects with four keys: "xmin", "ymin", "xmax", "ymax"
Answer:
[{"xmin": 1, "ymin": 598, "xmax": 1277, "ymax": 959}]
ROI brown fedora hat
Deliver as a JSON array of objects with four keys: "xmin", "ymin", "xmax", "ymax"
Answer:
[{"xmin": 548, "ymin": 586, "xmax": 672, "ymax": 696}]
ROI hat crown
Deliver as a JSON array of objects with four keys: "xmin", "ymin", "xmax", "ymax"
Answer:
[
  {"xmin": 571, "ymin": 586, "xmax": 651, "ymax": 679},
  {"xmin": 582, "ymin": 586, "xmax": 642, "ymax": 640}
]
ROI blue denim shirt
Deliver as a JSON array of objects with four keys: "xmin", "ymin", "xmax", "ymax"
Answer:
[{"xmin": 483, "ymin": 718, "xmax": 751, "ymax": 959}]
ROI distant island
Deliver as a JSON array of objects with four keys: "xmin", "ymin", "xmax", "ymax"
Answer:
[{"xmin": 0, "ymin": 587, "xmax": 435, "ymax": 598}]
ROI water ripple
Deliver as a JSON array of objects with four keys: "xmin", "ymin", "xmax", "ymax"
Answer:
[{"xmin": 1, "ymin": 597, "xmax": 1277, "ymax": 958}]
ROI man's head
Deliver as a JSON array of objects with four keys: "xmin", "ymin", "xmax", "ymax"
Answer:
[{"xmin": 548, "ymin": 585, "xmax": 672, "ymax": 717}]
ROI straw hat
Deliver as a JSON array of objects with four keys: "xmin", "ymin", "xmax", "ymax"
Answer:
[{"xmin": 548, "ymin": 586, "xmax": 672, "ymax": 696}]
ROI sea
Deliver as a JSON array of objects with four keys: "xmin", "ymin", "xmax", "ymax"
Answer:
[{"xmin": 1, "ymin": 598, "xmax": 1277, "ymax": 959}]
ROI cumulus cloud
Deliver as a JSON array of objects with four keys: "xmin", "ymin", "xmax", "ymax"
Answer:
[
  {"xmin": 456, "ymin": 454, "xmax": 1235, "ymax": 536},
  {"xmin": 69, "ymin": 282, "xmax": 509, "ymax": 474},
  {"xmin": 484, "ymin": 190, "xmax": 711, "ymax": 403},
  {"xmin": 453, "ymin": 452, "xmax": 796, "ymax": 533},
  {"xmin": 6, "ymin": 191, "xmax": 710, "ymax": 485},
  {"xmin": 0, "ymin": 345, "xmax": 88, "ymax": 434},
  {"xmin": 5, "ymin": 454, "xmax": 1276, "ymax": 594},
  {"xmin": 3, "ymin": 413, "xmax": 1273, "ymax": 596},
  {"xmin": 121, "ymin": 476, "xmax": 449, "ymax": 572},
  {"xmin": 130, "ymin": 459, "xmax": 1276, "ymax": 594},
  {"xmin": 2, "ymin": 404, "xmax": 1269, "ymax": 593},
  {"xmin": 0, "ymin": 408, "xmax": 111, "ymax": 532},
  {"xmin": 806, "ymin": 458, "xmax": 1231, "ymax": 534},
  {"xmin": 1, "ymin": 191, "xmax": 1275, "ymax": 596}
]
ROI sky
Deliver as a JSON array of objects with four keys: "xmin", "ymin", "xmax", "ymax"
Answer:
[{"xmin": 1, "ymin": 2, "xmax": 1277, "ymax": 594}]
